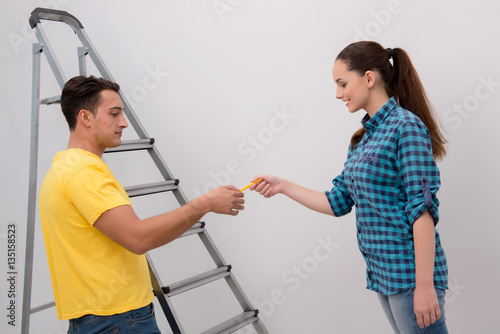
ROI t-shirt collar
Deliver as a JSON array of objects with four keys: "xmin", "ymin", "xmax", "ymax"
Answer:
[{"xmin": 361, "ymin": 97, "xmax": 398, "ymax": 131}]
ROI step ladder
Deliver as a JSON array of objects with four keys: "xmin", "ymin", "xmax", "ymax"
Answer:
[{"xmin": 22, "ymin": 7, "xmax": 268, "ymax": 334}]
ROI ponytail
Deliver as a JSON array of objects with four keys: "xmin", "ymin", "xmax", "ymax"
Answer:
[
  {"xmin": 389, "ymin": 48, "xmax": 446, "ymax": 159},
  {"xmin": 336, "ymin": 41, "xmax": 447, "ymax": 160}
]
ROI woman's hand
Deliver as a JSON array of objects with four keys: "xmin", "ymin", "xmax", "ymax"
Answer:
[
  {"xmin": 249, "ymin": 175, "xmax": 284, "ymax": 198},
  {"xmin": 414, "ymin": 284, "xmax": 441, "ymax": 329}
]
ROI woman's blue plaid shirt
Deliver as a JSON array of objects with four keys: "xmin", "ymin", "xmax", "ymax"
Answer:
[{"xmin": 325, "ymin": 97, "xmax": 448, "ymax": 295}]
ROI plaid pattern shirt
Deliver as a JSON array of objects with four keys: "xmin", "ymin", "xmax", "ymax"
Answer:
[{"xmin": 325, "ymin": 97, "xmax": 448, "ymax": 295}]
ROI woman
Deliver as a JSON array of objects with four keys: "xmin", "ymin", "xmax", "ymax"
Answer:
[{"xmin": 250, "ymin": 41, "xmax": 448, "ymax": 333}]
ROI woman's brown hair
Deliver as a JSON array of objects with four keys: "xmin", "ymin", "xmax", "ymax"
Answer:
[{"xmin": 336, "ymin": 41, "xmax": 446, "ymax": 160}]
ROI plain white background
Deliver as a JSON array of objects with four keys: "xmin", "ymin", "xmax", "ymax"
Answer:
[{"xmin": 1, "ymin": 0, "xmax": 499, "ymax": 333}]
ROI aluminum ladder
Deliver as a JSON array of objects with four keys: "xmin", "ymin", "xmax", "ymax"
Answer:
[{"xmin": 22, "ymin": 7, "xmax": 268, "ymax": 334}]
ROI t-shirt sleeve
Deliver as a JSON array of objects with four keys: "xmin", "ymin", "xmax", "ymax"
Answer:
[
  {"xmin": 397, "ymin": 120, "xmax": 441, "ymax": 225},
  {"xmin": 66, "ymin": 164, "xmax": 131, "ymax": 226}
]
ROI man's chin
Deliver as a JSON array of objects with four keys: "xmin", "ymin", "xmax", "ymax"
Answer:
[{"xmin": 107, "ymin": 140, "xmax": 122, "ymax": 148}]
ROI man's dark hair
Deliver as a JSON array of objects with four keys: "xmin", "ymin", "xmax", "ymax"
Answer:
[{"xmin": 60, "ymin": 75, "xmax": 120, "ymax": 130}]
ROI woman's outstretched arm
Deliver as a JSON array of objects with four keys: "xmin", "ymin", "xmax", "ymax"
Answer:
[{"xmin": 250, "ymin": 175, "xmax": 334, "ymax": 216}]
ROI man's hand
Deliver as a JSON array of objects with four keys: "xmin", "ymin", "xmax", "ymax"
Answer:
[{"xmin": 193, "ymin": 185, "xmax": 245, "ymax": 216}]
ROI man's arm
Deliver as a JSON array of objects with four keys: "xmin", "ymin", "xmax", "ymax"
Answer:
[{"xmin": 94, "ymin": 185, "xmax": 244, "ymax": 255}]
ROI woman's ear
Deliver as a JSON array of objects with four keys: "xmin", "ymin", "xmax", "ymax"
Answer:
[{"xmin": 365, "ymin": 71, "xmax": 376, "ymax": 88}]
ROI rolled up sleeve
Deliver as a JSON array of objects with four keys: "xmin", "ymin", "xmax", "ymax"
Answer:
[
  {"xmin": 325, "ymin": 169, "xmax": 355, "ymax": 217},
  {"xmin": 397, "ymin": 121, "xmax": 441, "ymax": 225}
]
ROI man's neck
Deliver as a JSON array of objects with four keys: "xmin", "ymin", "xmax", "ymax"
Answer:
[{"xmin": 67, "ymin": 132, "xmax": 104, "ymax": 157}]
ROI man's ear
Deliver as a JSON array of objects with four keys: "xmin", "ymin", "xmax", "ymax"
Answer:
[
  {"xmin": 78, "ymin": 109, "xmax": 93, "ymax": 128},
  {"xmin": 365, "ymin": 71, "xmax": 376, "ymax": 88}
]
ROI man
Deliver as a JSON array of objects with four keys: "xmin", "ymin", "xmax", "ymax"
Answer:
[{"xmin": 39, "ymin": 75, "xmax": 245, "ymax": 333}]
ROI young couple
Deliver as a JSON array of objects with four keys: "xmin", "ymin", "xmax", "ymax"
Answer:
[{"xmin": 41, "ymin": 40, "xmax": 448, "ymax": 334}]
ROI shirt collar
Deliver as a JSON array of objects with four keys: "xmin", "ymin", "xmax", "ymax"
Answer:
[{"xmin": 361, "ymin": 97, "xmax": 398, "ymax": 131}]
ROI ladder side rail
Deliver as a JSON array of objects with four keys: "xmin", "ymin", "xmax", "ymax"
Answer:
[
  {"xmin": 146, "ymin": 254, "xmax": 185, "ymax": 334},
  {"xmin": 250, "ymin": 318, "xmax": 270, "ymax": 334},
  {"xmin": 34, "ymin": 26, "xmax": 67, "ymax": 88},
  {"xmin": 198, "ymin": 230, "xmax": 227, "ymax": 268},
  {"xmin": 199, "ymin": 229, "xmax": 270, "ymax": 334},
  {"xmin": 148, "ymin": 146, "xmax": 189, "ymax": 205},
  {"xmin": 21, "ymin": 43, "xmax": 43, "ymax": 334},
  {"xmin": 78, "ymin": 46, "xmax": 89, "ymax": 76},
  {"xmin": 198, "ymin": 230, "xmax": 258, "ymax": 312}
]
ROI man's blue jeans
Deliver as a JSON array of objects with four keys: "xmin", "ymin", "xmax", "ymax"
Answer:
[
  {"xmin": 378, "ymin": 288, "xmax": 448, "ymax": 334},
  {"xmin": 68, "ymin": 303, "xmax": 161, "ymax": 334}
]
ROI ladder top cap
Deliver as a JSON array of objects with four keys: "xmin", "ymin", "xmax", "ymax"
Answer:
[{"xmin": 29, "ymin": 7, "xmax": 84, "ymax": 30}]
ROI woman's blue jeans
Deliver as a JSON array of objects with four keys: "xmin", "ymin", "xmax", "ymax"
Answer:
[
  {"xmin": 67, "ymin": 303, "xmax": 161, "ymax": 334},
  {"xmin": 378, "ymin": 288, "xmax": 448, "ymax": 334}
]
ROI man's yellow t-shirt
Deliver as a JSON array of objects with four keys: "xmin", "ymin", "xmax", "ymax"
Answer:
[{"xmin": 40, "ymin": 148, "xmax": 154, "ymax": 320}]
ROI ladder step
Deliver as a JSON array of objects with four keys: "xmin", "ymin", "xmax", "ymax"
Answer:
[
  {"xmin": 124, "ymin": 180, "xmax": 179, "ymax": 198},
  {"xmin": 180, "ymin": 221, "xmax": 205, "ymax": 238},
  {"xmin": 30, "ymin": 301, "xmax": 56, "ymax": 314},
  {"xmin": 105, "ymin": 138, "xmax": 155, "ymax": 153},
  {"xmin": 40, "ymin": 95, "xmax": 61, "ymax": 105},
  {"xmin": 201, "ymin": 310, "xmax": 259, "ymax": 334},
  {"xmin": 163, "ymin": 266, "xmax": 232, "ymax": 297}
]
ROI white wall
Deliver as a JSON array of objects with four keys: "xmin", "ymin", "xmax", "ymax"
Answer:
[{"xmin": 1, "ymin": 0, "xmax": 499, "ymax": 333}]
